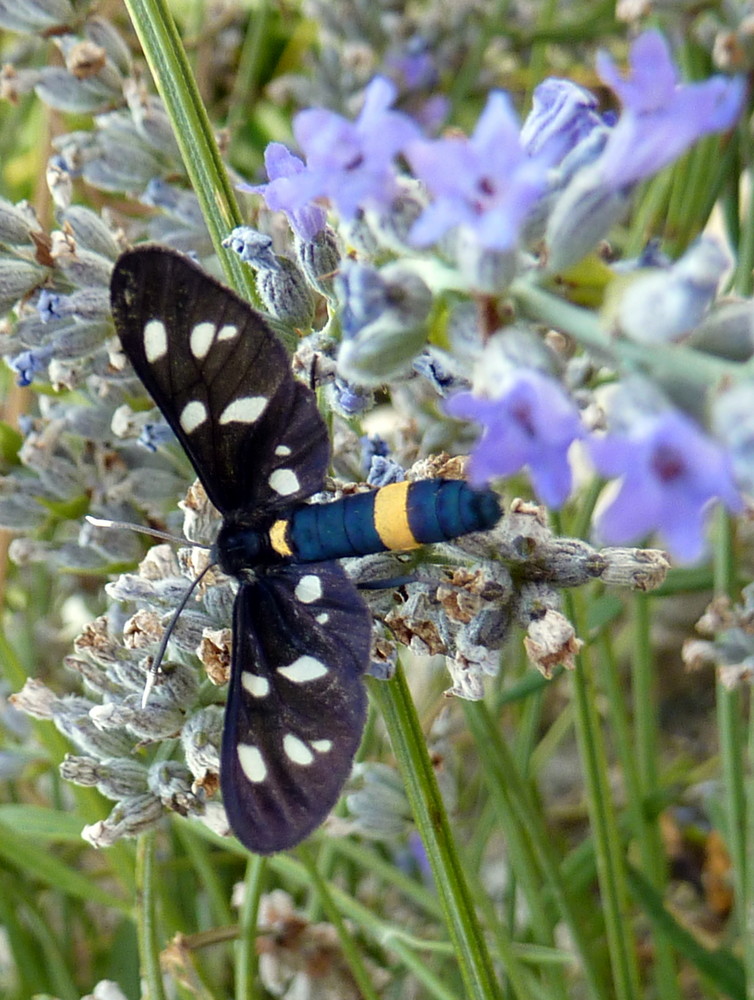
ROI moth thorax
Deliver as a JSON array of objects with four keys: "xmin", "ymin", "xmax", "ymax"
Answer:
[{"xmin": 214, "ymin": 520, "xmax": 271, "ymax": 577}]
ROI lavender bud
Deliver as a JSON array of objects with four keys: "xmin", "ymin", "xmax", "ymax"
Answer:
[
  {"xmin": 0, "ymin": 197, "xmax": 40, "ymax": 245},
  {"xmin": 9, "ymin": 678, "xmax": 56, "ymax": 719},
  {"xmin": 337, "ymin": 263, "xmax": 431, "ymax": 384},
  {"xmin": 326, "ymin": 377, "xmax": 374, "ymax": 417},
  {"xmin": 59, "ymin": 205, "xmax": 121, "ymax": 259},
  {"xmin": 35, "ymin": 66, "xmax": 117, "ymax": 114},
  {"xmin": 60, "ymin": 754, "xmax": 149, "ymax": 798},
  {"xmin": 294, "ymin": 225, "xmax": 341, "ymax": 298},
  {"xmin": 83, "ymin": 793, "xmax": 164, "ymax": 845},
  {"xmin": 521, "ymin": 603, "xmax": 582, "ymax": 678},
  {"xmin": 141, "ymin": 180, "xmax": 205, "ymax": 229},
  {"xmin": 224, "ymin": 227, "xmax": 278, "ymax": 269},
  {"xmin": 181, "ymin": 705, "xmax": 223, "ymax": 779},
  {"xmin": 713, "ymin": 379, "xmax": 754, "ymax": 496},
  {"xmin": 0, "ymin": 256, "xmax": 47, "ymax": 314},
  {"xmin": 86, "ymin": 17, "xmax": 132, "ymax": 77},
  {"xmin": 53, "ymin": 696, "xmax": 133, "ymax": 757},
  {"xmin": 545, "ymin": 164, "xmax": 632, "ymax": 274},
  {"xmin": 0, "ymin": 65, "xmax": 40, "ymax": 103},
  {"xmin": 90, "ymin": 698, "xmax": 185, "ymax": 741},
  {"xmin": 123, "ymin": 80, "xmax": 182, "ymax": 161},
  {"xmin": 614, "ymin": 237, "xmax": 729, "ymax": 344},
  {"xmin": 0, "ymin": 0, "xmax": 74, "ymax": 33},
  {"xmin": 445, "ymin": 638, "xmax": 500, "ymax": 699},
  {"xmin": 256, "ymin": 256, "xmax": 316, "ymax": 329},
  {"xmin": 688, "ymin": 299, "xmax": 754, "ymax": 361},
  {"xmin": 147, "ymin": 760, "xmax": 195, "ymax": 812},
  {"xmin": 454, "ymin": 230, "xmax": 517, "ymax": 293},
  {"xmin": 50, "ymin": 235, "xmax": 112, "ymax": 287},
  {"xmin": 346, "ymin": 763, "xmax": 412, "ymax": 839},
  {"xmin": 599, "ymin": 547, "xmax": 670, "ymax": 591}
]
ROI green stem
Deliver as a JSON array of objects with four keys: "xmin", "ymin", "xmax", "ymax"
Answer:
[
  {"xmin": 566, "ymin": 591, "xmax": 642, "ymax": 1000},
  {"xmin": 235, "ymin": 853, "xmax": 266, "ymax": 1000},
  {"xmin": 121, "ymin": 0, "xmax": 257, "ymax": 302},
  {"xmin": 367, "ymin": 667, "xmax": 502, "ymax": 1000},
  {"xmin": 136, "ymin": 832, "xmax": 167, "ymax": 1000},
  {"xmin": 511, "ymin": 278, "xmax": 745, "ymax": 388},
  {"xmin": 299, "ymin": 845, "xmax": 383, "ymax": 1000}
]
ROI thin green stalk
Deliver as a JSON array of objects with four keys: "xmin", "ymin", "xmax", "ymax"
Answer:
[
  {"xmin": 512, "ymin": 278, "xmax": 744, "ymax": 388},
  {"xmin": 226, "ymin": 0, "xmax": 271, "ymax": 151},
  {"xmin": 598, "ymin": 606, "xmax": 679, "ymax": 1000},
  {"xmin": 566, "ymin": 591, "xmax": 641, "ymax": 1000},
  {"xmin": 712, "ymin": 510, "xmax": 752, "ymax": 986},
  {"xmin": 367, "ymin": 666, "xmax": 503, "ymax": 1000},
  {"xmin": 267, "ymin": 850, "xmax": 489, "ymax": 998},
  {"xmin": 136, "ymin": 832, "xmax": 168, "ymax": 1000},
  {"xmin": 121, "ymin": 0, "xmax": 257, "ymax": 302},
  {"xmin": 732, "ymin": 120, "xmax": 753, "ymax": 295},
  {"xmin": 175, "ymin": 824, "xmax": 234, "ymax": 927},
  {"xmin": 235, "ymin": 853, "xmax": 266, "ymax": 1000},
  {"xmin": 462, "ymin": 699, "xmax": 605, "ymax": 1000},
  {"xmin": 299, "ymin": 845, "xmax": 383, "ymax": 1000}
]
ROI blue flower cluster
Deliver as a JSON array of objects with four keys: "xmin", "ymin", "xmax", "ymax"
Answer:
[{"xmin": 235, "ymin": 29, "xmax": 746, "ymax": 563}]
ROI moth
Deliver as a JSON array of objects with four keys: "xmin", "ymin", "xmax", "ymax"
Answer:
[{"xmin": 110, "ymin": 246, "xmax": 500, "ymax": 854}]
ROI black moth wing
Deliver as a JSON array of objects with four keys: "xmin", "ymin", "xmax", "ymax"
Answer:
[
  {"xmin": 222, "ymin": 563, "xmax": 371, "ymax": 854},
  {"xmin": 110, "ymin": 246, "xmax": 330, "ymax": 517}
]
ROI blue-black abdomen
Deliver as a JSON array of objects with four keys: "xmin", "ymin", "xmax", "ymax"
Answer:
[{"xmin": 282, "ymin": 479, "xmax": 500, "ymax": 564}]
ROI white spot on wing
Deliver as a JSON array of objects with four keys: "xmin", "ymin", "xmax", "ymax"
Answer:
[
  {"xmin": 275, "ymin": 445, "xmax": 292, "ymax": 456},
  {"xmin": 220, "ymin": 396, "xmax": 268, "ymax": 424},
  {"xmin": 269, "ymin": 468, "xmax": 300, "ymax": 496},
  {"xmin": 238, "ymin": 744, "xmax": 267, "ymax": 782},
  {"xmin": 283, "ymin": 734, "xmax": 314, "ymax": 766},
  {"xmin": 217, "ymin": 324, "xmax": 238, "ymax": 341},
  {"xmin": 180, "ymin": 400, "xmax": 208, "ymax": 433},
  {"xmin": 242, "ymin": 672, "xmax": 270, "ymax": 698},
  {"xmin": 311, "ymin": 739, "xmax": 333, "ymax": 754},
  {"xmin": 278, "ymin": 655, "xmax": 329, "ymax": 684},
  {"xmin": 144, "ymin": 319, "xmax": 168, "ymax": 362},
  {"xmin": 190, "ymin": 321, "xmax": 215, "ymax": 359},
  {"xmin": 294, "ymin": 574, "xmax": 322, "ymax": 604},
  {"xmin": 315, "ymin": 612, "xmax": 330, "ymax": 625}
]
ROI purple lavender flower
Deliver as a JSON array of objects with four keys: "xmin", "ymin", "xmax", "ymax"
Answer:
[
  {"xmin": 406, "ymin": 91, "xmax": 549, "ymax": 251},
  {"xmin": 589, "ymin": 409, "xmax": 743, "ymax": 562},
  {"xmin": 520, "ymin": 78, "xmax": 604, "ymax": 166},
  {"xmin": 594, "ymin": 30, "xmax": 744, "ymax": 189},
  {"xmin": 239, "ymin": 143, "xmax": 327, "ymax": 242},
  {"xmin": 37, "ymin": 289, "xmax": 63, "ymax": 322},
  {"xmin": 138, "ymin": 422, "xmax": 175, "ymax": 453},
  {"xmin": 248, "ymin": 77, "xmax": 420, "ymax": 225},
  {"xmin": 446, "ymin": 369, "xmax": 582, "ymax": 508},
  {"xmin": 9, "ymin": 345, "xmax": 54, "ymax": 387}
]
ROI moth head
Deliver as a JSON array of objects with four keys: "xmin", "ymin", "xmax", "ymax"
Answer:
[{"xmin": 213, "ymin": 518, "xmax": 269, "ymax": 578}]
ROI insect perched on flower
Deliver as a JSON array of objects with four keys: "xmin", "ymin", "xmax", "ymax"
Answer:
[{"xmin": 110, "ymin": 246, "xmax": 501, "ymax": 854}]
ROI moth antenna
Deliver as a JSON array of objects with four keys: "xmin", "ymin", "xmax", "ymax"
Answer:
[
  {"xmin": 86, "ymin": 514, "xmax": 212, "ymax": 550},
  {"xmin": 142, "ymin": 561, "xmax": 215, "ymax": 708}
]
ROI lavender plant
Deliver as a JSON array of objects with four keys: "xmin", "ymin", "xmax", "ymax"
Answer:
[{"xmin": 0, "ymin": 1, "xmax": 752, "ymax": 999}]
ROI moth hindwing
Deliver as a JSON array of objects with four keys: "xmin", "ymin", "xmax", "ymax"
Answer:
[{"xmin": 110, "ymin": 246, "xmax": 371, "ymax": 854}]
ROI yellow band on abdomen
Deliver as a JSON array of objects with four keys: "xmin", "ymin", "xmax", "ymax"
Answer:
[
  {"xmin": 373, "ymin": 481, "xmax": 420, "ymax": 551},
  {"xmin": 269, "ymin": 518, "xmax": 293, "ymax": 557}
]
